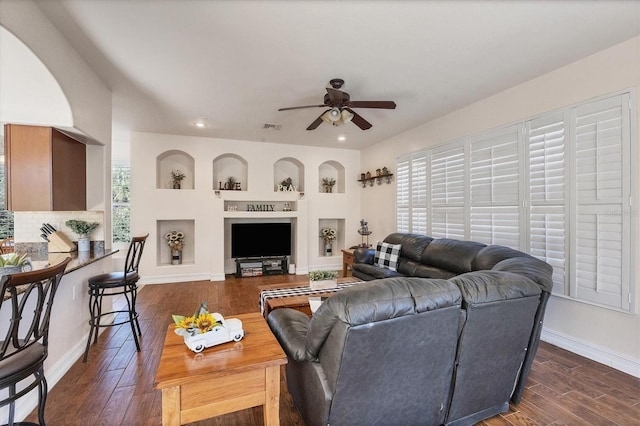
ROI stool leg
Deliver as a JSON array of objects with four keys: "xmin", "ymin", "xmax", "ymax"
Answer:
[
  {"xmin": 37, "ymin": 368, "xmax": 48, "ymax": 425},
  {"xmin": 83, "ymin": 287, "xmax": 99, "ymax": 362},
  {"xmin": 123, "ymin": 282, "xmax": 141, "ymax": 352},
  {"xmin": 131, "ymin": 283, "xmax": 142, "ymax": 336},
  {"xmin": 8, "ymin": 383, "xmax": 16, "ymax": 425}
]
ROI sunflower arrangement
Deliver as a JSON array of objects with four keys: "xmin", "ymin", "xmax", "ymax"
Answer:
[
  {"xmin": 165, "ymin": 230, "xmax": 184, "ymax": 251},
  {"xmin": 173, "ymin": 301, "xmax": 222, "ymax": 336},
  {"xmin": 321, "ymin": 227, "xmax": 337, "ymax": 243}
]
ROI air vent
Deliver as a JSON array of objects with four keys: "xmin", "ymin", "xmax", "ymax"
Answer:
[{"xmin": 262, "ymin": 123, "xmax": 282, "ymax": 130}]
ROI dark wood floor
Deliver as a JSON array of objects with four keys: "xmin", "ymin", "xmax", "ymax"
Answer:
[{"xmin": 28, "ymin": 275, "xmax": 640, "ymax": 425}]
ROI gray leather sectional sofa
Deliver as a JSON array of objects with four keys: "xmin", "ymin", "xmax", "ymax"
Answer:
[{"xmin": 267, "ymin": 233, "xmax": 553, "ymax": 426}]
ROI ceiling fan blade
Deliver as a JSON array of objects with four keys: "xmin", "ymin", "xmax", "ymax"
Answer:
[
  {"xmin": 348, "ymin": 100, "xmax": 397, "ymax": 109},
  {"xmin": 306, "ymin": 111, "xmax": 327, "ymax": 130},
  {"xmin": 345, "ymin": 108, "xmax": 372, "ymax": 130},
  {"xmin": 278, "ymin": 104, "xmax": 325, "ymax": 111}
]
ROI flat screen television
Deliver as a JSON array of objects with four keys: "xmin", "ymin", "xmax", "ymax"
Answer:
[{"xmin": 231, "ymin": 222, "xmax": 292, "ymax": 258}]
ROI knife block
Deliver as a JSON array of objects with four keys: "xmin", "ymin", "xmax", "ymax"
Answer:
[{"xmin": 48, "ymin": 231, "xmax": 76, "ymax": 253}]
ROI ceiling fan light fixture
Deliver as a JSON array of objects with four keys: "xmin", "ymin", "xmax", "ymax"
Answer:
[
  {"xmin": 341, "ymin": 109, "xmax": 354, "ymax": 124},
  {"xmin": 328, "ymin": 107, "xmax": 341, "ymax": 122}
]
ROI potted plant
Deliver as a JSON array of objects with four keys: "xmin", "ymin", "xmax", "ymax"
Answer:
[
  {"xmin": 309, "ymin": 270, "xmax": 338, "ymax": 290},
  {"xmin": 0, "ymin": 253, "xmax": 31, "ymax": 277},
  {"xmin": 65, "ymin": 219, "xmax": 99, "ymax": 252},
  {"xmin": 320, "ymin": 227, "xmax": 337, "ymax": 256},
  {"xmin": 322, "ymin": 177, "xmax": 336, "ymax": 193},
  {"xmin": 171, "ymin": 170, "xmax": 186, "ymax": 189},
  {"xmin": 165, "ymin": 230, "xmax": 185, "ymax": 264}
]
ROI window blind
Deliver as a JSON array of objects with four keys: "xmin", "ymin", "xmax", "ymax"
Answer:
[{"xmin": 396, "ymin": 91, "xmax": 634, "ymax": 312}]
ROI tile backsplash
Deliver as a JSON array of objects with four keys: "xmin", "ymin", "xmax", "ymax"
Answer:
[{"xmin": 14, "ymin": 211, "xmax": 105, "ymax": 243}]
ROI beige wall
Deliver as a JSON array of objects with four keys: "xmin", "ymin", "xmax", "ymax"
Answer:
[{"xmin": 361, "ymin": 37, "xmax": 640, "ymax": 376}]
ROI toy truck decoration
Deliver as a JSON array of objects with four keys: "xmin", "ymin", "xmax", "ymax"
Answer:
[{"xmin": 173, "ymin": 303, "xmax": 244, "ymax": 353}]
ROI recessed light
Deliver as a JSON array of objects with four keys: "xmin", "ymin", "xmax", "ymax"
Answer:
[
  {"xmin": 338, "ymin": 135, "xmax": 346, "ymax": 142},
  {"xmin": 193, "ymin": 118, "xmax": 208, "ymax": 128}
]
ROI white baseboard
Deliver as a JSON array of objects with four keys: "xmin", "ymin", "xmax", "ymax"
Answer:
[
  {"xmin": 541, "ymin": 327, "xmax": 640, "ymax": 378},
  {"xmin": 140, "ymin": 273, "xmax": 212, "ymax": 285}
]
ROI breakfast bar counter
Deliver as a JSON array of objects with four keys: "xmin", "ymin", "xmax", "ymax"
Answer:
[{"xmin": 0, "ymin": 247, "xmax": 121, "ymax": 421}]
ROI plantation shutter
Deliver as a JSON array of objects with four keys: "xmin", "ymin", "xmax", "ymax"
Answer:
[
  {"xmin": 396, "ymin": 158, "xmax": 410, "ymax": 232},
  {"xmin": 469, "ymin": 125, "xmax": 521, "ymax": 248},
  {"xmin": 431, "ymin": 144, "xmax": 465, "ymax": 239},
  {"xmin": 526, "ymin": 112, "xmax": 568, "ymax": 294},
  {"xmin": 410, "ymin": 154, "xmax": 428, "ymax": 235},
  {"xmin": 572, "ymin": 93, "xmax": 630, "ymax": 310}
]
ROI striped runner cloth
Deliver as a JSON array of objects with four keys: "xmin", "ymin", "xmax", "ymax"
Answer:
[{"xmin": 259, "ymin": 279, "xmax": 365, "ymax": 315}]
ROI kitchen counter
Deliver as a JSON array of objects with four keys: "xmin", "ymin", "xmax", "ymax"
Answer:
[
  {"xmin": 40, "ymin": 248, "xmax": 119, "ymax": 274},
  {"xmin": 3, "ymin": 248, "xmax": 118, "ymax": 300}
]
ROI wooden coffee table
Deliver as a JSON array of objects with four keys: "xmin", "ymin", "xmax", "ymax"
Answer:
[{"xmin": 154, "ymin": 312, "xmax": 287, "ymax": 425}]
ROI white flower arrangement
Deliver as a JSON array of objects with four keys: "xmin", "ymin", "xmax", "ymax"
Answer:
[
  {"xmin": 165, "ymin": 230, "xmax": 185, "ymax": 251},
  {"xmin": 321, "ymin": 227, "xmax": 337, "ymax": 243}
]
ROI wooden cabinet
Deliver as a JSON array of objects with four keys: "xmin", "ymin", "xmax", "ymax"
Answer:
[{"xmin": 4, "ymin": 124, "xmax": 86, "ymax": 211}]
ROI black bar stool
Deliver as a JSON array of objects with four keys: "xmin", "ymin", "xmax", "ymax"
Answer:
[
  {"xmin": 0, "ymin": 257, "xmax": 71, "ymax": 426},
  {"xmin": 83, "ymin": 234, "xmax": 148, "ymax": 362}
]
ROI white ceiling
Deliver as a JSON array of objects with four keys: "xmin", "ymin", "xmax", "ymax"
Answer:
[{"xmin": 36, "ymin": 0, "xmax": 640, "ymax": 150}]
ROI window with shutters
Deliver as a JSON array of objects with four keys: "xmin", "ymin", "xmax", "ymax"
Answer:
[{"xmin": 396, "ymin": 91, "xmax": 635, "ymax": 312}]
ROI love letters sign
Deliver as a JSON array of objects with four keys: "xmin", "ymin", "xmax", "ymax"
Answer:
[{"xmin": 218, "ymin": 182, "xmax": 242, "ymax": 190}]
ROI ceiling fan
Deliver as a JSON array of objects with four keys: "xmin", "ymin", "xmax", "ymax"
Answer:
[{"xmin": 278, "ymin": 78, "xmax": 396, "ymax": 130}]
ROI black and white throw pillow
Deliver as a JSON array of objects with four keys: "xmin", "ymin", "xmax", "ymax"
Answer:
[{"xmin": 374, "ymin": 242, "xmax": 401, "ymax": 271}]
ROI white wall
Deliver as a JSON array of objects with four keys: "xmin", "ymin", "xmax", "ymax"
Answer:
[
  {"xmin": 131, "ymin": 132, "xmax": 361, "ymax": 283},
  {"xmin": 360, "ymin": 36, "xmax": 640, "ymax": 376},
  {"xmin": 0, "ymin": 3, "xmax": 115, "ymax": 420}
]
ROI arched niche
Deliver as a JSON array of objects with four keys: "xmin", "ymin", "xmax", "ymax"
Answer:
[
  {"xmin": 156, "ymin": 150, "xmax": 195, "ymax": 189},
  {"xmin": 274, "ymin": 157, "xmax": 305, "ymax": 192},
  {"xmin": 318, "ymin": 160, "xmax": 345, "ymax": 193},
  {"xmin": 213, "ymin": 153, "xmax": 248, "ymax": 191}
]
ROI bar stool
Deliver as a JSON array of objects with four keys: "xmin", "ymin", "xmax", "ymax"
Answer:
[
  {"xmin": 83, "ymin": 234, "xmax": 148, "ymax": 362},
  {"xmin": 0, "ymin": 257, "xmax": 71, "ymax": 426}
]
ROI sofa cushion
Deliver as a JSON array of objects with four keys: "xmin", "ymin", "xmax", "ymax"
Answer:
[
  {"xmin": 472, "ymin": 245, "xmax": 531, "ymax": 271},
  {"xmin": 305, "ymin": 277, "xmax": 462, "ymax": 359},
  {"xmin": 384, "ymin": 233, "xmax": 433, "ymax": 262},
  {"xmin": 374, "ymin": 242, "xmax": 401, "ymax": 271},
  {"xmin": 492, "ymin": 257, "xmax": 554, "ymax": 293},
  {"xmin": 449, "ymin": 270, "xmax": 541, "ymax": 305},
  {"xmin": 420, "ymin": 238, "xmax": 486, "ymax": 274},
  {"xmin": 352, "ymin": 263, "xmax": 404, "ymax": 280}
]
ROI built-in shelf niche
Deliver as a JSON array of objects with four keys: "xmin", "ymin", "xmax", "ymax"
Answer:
[
  {"xmin": 156, "ymin": 219, "xmax": 195, "ymax": 266},
  {"xmin": 156, "ymin": 150, "xmax": 195, "ymax": 189},
  {"xmin": 213, "ymin": 153, "xmax": 248, "ymax": 191},
  {"xmin": 274, "ymin": 157, "xmax": 304, "ymax": 192},
  {"xmin": 318, "ymin": 218, "xmax": 345, "ymax": 258},
  {"xmin": 319, "ymin": 160, "xmax": 345, "ymax": 193}
]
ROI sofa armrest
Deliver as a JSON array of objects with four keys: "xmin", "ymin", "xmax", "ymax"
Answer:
[
  {"xmin": 354, "ymin": 247, "xmax": 375, "ymax": 264},
  {"xmin": 266, "ymin": 308, "xmax": 311, "ymax": 361}
]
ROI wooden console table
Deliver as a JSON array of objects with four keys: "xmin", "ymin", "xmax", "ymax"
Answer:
[
  {"xmin": 154, "ymin": 312, "xmax": 287, "ymax": 425},
  {"xmin": 341, "ymin": 248, "xmax": 355, "ymax": 276}
]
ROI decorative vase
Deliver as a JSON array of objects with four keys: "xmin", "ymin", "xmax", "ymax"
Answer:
[
  {"xmin": 324, "ymin": 185, "xmax": 333, "ymax": 193},
  {"xmin": 173, "ymin": 180, "xmax": 181, "ymax": 189},
  {"xmin": 77, "ymin": 237, "xmax": 90, "ymax": 252},
  {"xmin": 171, "ymin": 249, "xmax": 182, "ymax": 265},
  {"xmin": 324, "ymin": 242, "xmax": 333, "ymax": 256}
]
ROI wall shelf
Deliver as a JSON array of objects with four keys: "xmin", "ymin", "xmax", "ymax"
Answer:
[{"xmin": 358, "ymin": 173, "xmax": 393, "ymax": 187}]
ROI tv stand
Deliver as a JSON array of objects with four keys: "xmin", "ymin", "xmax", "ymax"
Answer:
[{"xmin": 235, "ymin": 256, "xmax": 288, "ymax": 278}]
